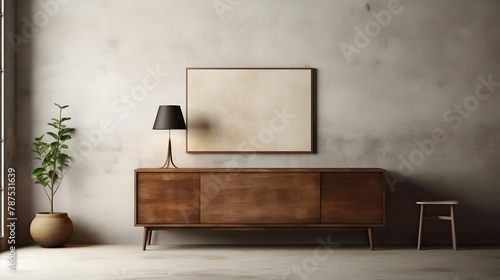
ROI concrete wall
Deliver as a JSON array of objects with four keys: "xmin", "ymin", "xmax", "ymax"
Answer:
[{"xmin": 15, "ymin": 0, "xmax": 500, "ymax": 245}]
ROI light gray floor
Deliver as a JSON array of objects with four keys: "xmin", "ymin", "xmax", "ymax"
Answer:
[{"xmin": 0, "ymin": 244, "xmax": 499, "ymax": 279}]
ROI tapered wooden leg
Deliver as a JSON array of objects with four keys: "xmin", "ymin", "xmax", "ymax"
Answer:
[
  {"xmin": 148, "ymin": 228, "xmax": 153, "ymax": 245},
  {"xmin": 450, "ymin": 205, "xmax": 457, "ymax": 250},
  {"xmin": 417, "ymin": 204, "xmax": 424, "ymax": 250},
  {"xmin": 143, "ymin": 227, "xmax": 150, "ymax": 251},
  {"xmin": 368, "ymin": 227, "xmax": 373, "ymax": 250}
]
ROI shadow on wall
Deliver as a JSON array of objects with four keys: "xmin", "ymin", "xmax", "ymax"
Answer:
[
  {"xmin": 378, "ymin": 170, "xmax": 500, "ymax": 246},
  {"xmin": 14, "ymin": 0, "xmax": 37, "ymax": 246},
  {"xmin": 69, "ymin": 221, "xmax": 103, "ymax": 244}
]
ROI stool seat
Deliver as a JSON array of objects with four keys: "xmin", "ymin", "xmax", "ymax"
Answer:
[
  {"xmin": 417, "ymin": 200, "xmax": 458, "ymax": 250},
  {"xmin": 417, "ymin": 201, "xmax": 458, "ymax": 205}
]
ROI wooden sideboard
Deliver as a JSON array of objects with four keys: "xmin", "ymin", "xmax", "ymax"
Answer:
[{"xmin": 134, "ymin": 168, "xmax": 385, "ymax": 250}]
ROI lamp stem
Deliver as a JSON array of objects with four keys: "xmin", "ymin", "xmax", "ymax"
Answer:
[{"xmin": 161, "ymin": 130, "xmax": 178, "ymax": 168}]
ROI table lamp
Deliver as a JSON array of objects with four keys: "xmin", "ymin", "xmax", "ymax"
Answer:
[{"xmin": 153, "ymin": 105, "xmax": 186, "ymax": 168}]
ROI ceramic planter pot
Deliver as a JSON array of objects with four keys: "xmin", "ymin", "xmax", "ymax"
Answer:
[{"xmin": 30, "ymin": 212, "xmax": 73, "ymax": 248}]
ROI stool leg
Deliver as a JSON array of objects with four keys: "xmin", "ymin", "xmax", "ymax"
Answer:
[
  {"xmin": 450, "ymin": 205, "xmax": 457, "ymax": 250},
  {"xmin": 417, "ymin": 204, "xmax": 424, "ymax": 250},
  {"xmin": 367, "ymin": 227, "xmax": 373, "ymax": 251}
]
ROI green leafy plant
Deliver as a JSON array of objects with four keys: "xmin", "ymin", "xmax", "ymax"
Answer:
[{"xmin": 31, "ymin": 103, "xmax": 74, "ymax": 214}]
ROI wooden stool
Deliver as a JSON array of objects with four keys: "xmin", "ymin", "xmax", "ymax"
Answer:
[{"xmin": 417, "ymin": 201, "xmax": 458, "ymax": 250}]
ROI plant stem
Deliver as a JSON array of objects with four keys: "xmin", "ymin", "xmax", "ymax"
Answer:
[
  {"xmin": 49, "ymin": 106, "xmax": 63, "ymax": 214},
  {"xmin": 50, "ymin": 192, "xmax": 54, "ymax": 214}
]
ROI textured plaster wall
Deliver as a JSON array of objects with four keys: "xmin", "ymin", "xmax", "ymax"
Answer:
[{"xmin": 15, "ymin": 0, "xmax": 500, "ymax": 245}]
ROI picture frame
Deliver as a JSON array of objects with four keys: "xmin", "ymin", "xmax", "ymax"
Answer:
[{"xmin": 186, "ymin": 68, "xmax": 316, "ymax": 153}]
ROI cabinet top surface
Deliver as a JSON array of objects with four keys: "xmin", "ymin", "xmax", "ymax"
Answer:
[{"xmin": 135, "ymin": 168, "xmax": 384, "ymax": 173}]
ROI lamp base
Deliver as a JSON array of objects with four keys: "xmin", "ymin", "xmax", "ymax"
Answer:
[{"xmin": 160, "ymin": 136, "xmax": 178, "ymax": 168}]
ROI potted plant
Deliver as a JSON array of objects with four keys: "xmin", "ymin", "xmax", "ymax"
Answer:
[{"xmin": 30, "ymin": 103, "xmax": 75, "ymax": 248}]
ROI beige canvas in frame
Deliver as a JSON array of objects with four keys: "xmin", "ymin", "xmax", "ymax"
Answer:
[{"xmin": 186, "ymin": 68, "xmax": 314, "ymax": 153}]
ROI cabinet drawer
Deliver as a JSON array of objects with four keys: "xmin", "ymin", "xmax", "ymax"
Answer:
[
  {"xmin": 321, "ymin": 172, "xmax": 384, "ymax": 224},
  {"xmin": 136, "ymin": 173, "xmax": 200, "ymax": 224},
  {"xmin": 200, "ymin": 173, "xmax": 320, "ymax": 224}
]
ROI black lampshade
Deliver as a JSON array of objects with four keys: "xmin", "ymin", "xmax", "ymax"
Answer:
[{"xmin": 153, "ymin": 105, "xmax": 186, "ymax": 130}]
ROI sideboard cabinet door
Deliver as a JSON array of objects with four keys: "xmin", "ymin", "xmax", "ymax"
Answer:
[
  {"xmin": 136, "ymin": 172, "xmax": 200, "ymax": 224},
  {"xmin": 321, "ymin": 172, "xmax": 384, "ymax": 224},
  {"xmin": 200, "ymin": 173, "xmax": 321, "ymax": 224}
]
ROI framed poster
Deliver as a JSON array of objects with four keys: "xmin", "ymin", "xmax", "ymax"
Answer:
[{"xmin": 186, "ymin": 68, "xmax": 316, "ymax": 153}]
